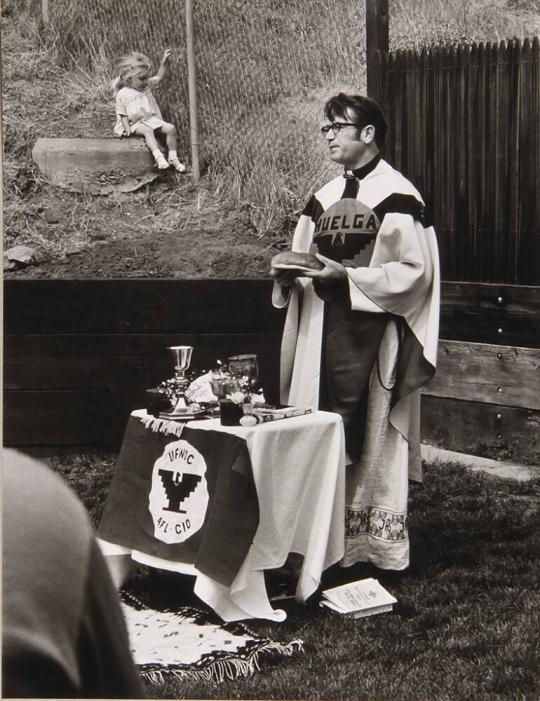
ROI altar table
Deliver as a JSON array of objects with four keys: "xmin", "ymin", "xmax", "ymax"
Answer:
[{"xmin": 98, "ymin": 409, "xmax": 346, "ymax": 622}]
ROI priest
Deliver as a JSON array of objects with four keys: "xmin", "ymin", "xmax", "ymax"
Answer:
[{"xmin": 271, "ymin": 93, "xmax": 440, "ymax": 572}]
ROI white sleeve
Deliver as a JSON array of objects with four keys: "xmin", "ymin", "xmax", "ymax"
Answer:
[
  {"xmin": 272, "ymin": 281, "xmax": 292, "ymax": 308},
  {"xmin": 291, "ymin": 212, "xmax": 316, "ymax": 252},
  {"xmin": 346, "ymin": 280, "xmax": 386, "ymax": 312},
  {"xmin": 346, "ymin": 212, "xmax": 436, "ymax": 318},
  {"xmin": 115, "ymin": 90, "xmax": 127, "ymax": 117}
]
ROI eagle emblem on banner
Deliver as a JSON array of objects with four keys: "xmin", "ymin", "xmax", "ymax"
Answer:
[{"xmin": 148, "ymin": 439, "xmax": 209, "ymax": 544}]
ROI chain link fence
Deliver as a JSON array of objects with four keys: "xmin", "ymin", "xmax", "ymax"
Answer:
[
  {"xmin": 23, "ymin": 0, "xmax": 363, "ymax": 233},
  {"xmin": 9, "ymin": 0, "xmax": 538, "ymax": 233}
]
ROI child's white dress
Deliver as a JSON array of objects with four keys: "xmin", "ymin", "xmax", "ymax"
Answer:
[{"xmin": 114, "ymin": 77, "xmax": 165, "ymax": 136}]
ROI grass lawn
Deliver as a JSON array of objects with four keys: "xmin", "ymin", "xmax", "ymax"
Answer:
[{"xmin": 44, "ymin": 451, "xmax": 540, "ymax": 701}]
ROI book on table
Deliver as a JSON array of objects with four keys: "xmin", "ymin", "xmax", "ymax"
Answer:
[
  {"xmin": 251, "ymin": 405, "xmax": 312, "ymax": 420},
  {"xmin": 320, "ymin": 578, "xmax": 397, "ymax": 619}
]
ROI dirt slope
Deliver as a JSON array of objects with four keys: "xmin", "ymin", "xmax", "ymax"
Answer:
[{"xmin": 1, "ymin": 18, "xmax": 287, "ymax": 280}]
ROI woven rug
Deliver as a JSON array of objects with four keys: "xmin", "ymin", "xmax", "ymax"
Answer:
[{"xmin": 121, "ymin": 593, "xmax": 304, "ymax": 684}]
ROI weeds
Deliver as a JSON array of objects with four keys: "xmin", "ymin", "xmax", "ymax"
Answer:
[{"xmin": 3, "ymin": 0, "xmax": 540, "ymax": 263}]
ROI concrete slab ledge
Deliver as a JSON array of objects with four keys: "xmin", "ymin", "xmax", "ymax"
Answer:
[
  {"xmin": 421, "ymin": 444, "xmax": 540, "ymax": 482},
  {"xmin": 32, "ymin": 137, "xmax": 160, "ymax": 194}
]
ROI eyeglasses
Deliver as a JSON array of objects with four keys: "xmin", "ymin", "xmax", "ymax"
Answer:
[{"xmin": 320, "ymin": 122, "xmax": 358, "ymax": 137}]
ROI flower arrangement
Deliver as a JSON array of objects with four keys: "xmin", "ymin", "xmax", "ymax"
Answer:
[
  {"xmin": 157, "ymin": 369, "xmax": 198, "ymax": 405},
  {"xmin": 208, "ymin": 361, "xmax": 249, "ymax": 404},
  {"xmin": 226, "ymin": 376, "xmax": 252, "ymax": 405},
  {"xmin": 157, "ymin": 377, "xmax": 182, "ymax": 404},
  {"xmin": 157, "ymin": 358, "xmax": 265, "ymax": 408},
  {"xmin": 212, "ymin": 359, "xmax": 265, "ymax": 405}
]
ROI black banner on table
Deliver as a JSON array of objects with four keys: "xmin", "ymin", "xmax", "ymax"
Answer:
[{"xmin": 98, "ymin": 417, "xmax": 259, "ymax": 586}]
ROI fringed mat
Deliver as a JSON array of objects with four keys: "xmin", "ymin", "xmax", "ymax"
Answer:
[{"xmin": 121, "ymin": 593, "xmax": 304, "ymax": 684}]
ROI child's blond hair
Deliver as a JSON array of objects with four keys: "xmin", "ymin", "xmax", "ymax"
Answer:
[{"xmin": 111, "ymin": 51, "xmax": 152, "ymax": 95}]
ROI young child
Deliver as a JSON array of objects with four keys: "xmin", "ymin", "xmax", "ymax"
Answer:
[{"xmin": 112, "ymin": 49, "xmax": 186, "ymax": 172}]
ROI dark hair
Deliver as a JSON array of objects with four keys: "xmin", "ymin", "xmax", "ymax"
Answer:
[{"xmin": 324, "ymin": 93, "xmax": 388, "ymax": 148}]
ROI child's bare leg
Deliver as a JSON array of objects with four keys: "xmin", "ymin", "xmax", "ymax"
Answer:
[
  {"xmin": 161, "ymin": 123, "xmax": 186, "ymax": 172},
  {"xmin": 141, "ymin": 128, "xmax": 160, "ymax": 152},
  {"xmin": 162, "ymin": 123, "xmax": 177, "ymax": 152},
  {"xmin": 132, "ymin": 124, "xmax": 169, "ymax": 169}
]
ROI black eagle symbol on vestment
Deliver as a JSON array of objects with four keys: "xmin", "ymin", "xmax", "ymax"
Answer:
[
  {"xmin": 158, "ymin": 469, "xmax": 201, "ymax": 513},
  {"xmin": 315, "ymin": 232, "xmax": 377, "ymax": 263}
]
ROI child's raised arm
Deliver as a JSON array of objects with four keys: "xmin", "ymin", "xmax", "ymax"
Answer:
[{"xmin": 152, "ymin": 49, "xmax": 172, "ymax": 84}]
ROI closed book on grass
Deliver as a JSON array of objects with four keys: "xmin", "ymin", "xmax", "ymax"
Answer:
[{"xmin": 320, "ymin": 578, "xmax": 397, "ymax": 618}]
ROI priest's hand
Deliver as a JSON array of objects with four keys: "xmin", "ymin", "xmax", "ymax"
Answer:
[
  {"xmin": 269, "ymin": 254, "xmax": 305, "ymax": 287},
  {"xmin": 270, "ymin": 266, "xmax": 298, "ymax": 287},
  {"xmin": 302, "ymin": 254, "xmax": 347, "ymax": 283}
]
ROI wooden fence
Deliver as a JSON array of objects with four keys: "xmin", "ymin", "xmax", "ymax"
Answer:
[
  {"xmin": 4, "ymin": 279, "xmax": 539, "ymax": 464},
  {"xmin": 376, "ymin": 37, "xmax": 540, "ymax": 285}
]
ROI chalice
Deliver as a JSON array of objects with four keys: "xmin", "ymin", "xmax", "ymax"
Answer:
[{"xmin": 168, "ymin": 345, "xmax": 193, "ymax": 413}]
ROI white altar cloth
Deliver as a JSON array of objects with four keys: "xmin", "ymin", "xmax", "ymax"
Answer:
[{"xmin": 99, "ymin": 409, "xmax": 346, "ymax": 622}]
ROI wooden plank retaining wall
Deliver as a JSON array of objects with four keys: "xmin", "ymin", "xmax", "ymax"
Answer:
[{"xmin": 4, "ymin": 279, "xmax": 539, "ymax": 464}]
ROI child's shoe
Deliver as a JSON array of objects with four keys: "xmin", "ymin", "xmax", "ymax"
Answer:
[
  {"xmin": 169, "ymin": 157, "xmax": 186, "ymax": 173},
  {"xmin": 152, "ymin": 149, "xmax": 170, "ymax": 170},
  {"xmin": 155, "ymin": 155, "xmax": 170, "ymax": 170}
]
